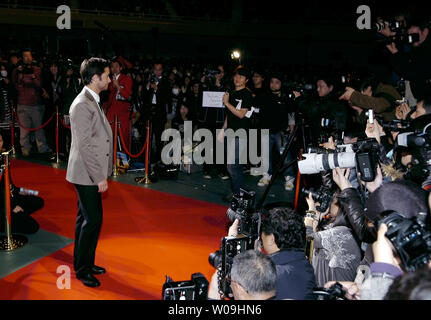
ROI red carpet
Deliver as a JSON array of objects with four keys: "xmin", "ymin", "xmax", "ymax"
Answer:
[{"xmin": 0, "ymin": 159, "xmax": 229, "ymax": 299}]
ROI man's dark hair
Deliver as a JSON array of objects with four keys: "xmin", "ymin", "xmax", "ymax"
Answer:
[
  {"xmin": 421, "ymin": 96, "xmax": 431, "ymax": 114},
  {"xmin": 80, "ymin": 57, "xmax": 110, "ymax": 86},
  {"xmin": 21, "ymin": 48, "xmax": 32, "ymax": 56},
  {"xmin": 385, "ymin": 266, "xmax": 431, "ymax": 300},
  {"xmin": 262, "ymin": 207, "xmax": 306, "ymax": 250},
  {"xmin": 230, "ymin": 250, "xmax": 277, "ymax": 296},
  {"xmin": 111, "ymin": 58, "xmax": 123, "ymax": 68}
]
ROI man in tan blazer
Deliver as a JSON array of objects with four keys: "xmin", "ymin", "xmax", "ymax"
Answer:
[{"xmin": 66, "ymin": 57, "xmax": 112, "ymax": 288}]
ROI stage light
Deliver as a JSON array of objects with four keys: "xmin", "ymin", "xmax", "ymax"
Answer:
[{"xmin": 231, "ymin": 50, "xmax": 241, "ymax": 59}]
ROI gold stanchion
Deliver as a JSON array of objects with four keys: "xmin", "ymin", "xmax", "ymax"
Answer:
[
  {"xmin": 0, "ymin": 151, "xmax": 27, "ymax": 251},
  {"xmin": 10, "ymin": 106, "xmax": 16, "ymax": 158},
  {"xmin": 136, "ymin": 120, "xmax": 152, "ymax": 184},
  {"xmin": 112, "ymin": 115, "xmax": 119, "ymax": 177},
  {"xmin": 55, "ymin": 106, "xmax": 61, "ymax": 164}
]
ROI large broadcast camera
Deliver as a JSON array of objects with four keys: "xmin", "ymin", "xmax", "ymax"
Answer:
[
  {"xmin": 378, "ymin": 211, "xmax": 431, "ymax": 272},
  {"xmin": 299, "ymin": 138, "xmax": 380, "ymax": 182},
  {"xmin": 208, "ymin": 189, "xmax": 261, "ymax": 298}
]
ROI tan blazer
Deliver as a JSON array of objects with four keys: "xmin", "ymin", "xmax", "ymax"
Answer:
[{"xmin": 66, "ymin": 88, "xmax": 113, "ymax": 186}]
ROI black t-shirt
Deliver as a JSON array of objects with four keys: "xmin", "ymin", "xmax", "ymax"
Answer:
[{"xmin": 226, "ymin": 88, "xmax": 253, "ymax": 131}]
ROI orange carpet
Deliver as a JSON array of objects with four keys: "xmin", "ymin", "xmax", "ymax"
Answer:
[{"xmin": 0, "ymin": 159, "xmax": 229, "ymax": 299}]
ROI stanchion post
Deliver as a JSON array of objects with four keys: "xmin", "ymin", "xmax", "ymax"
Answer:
[
  {"xmin": 55, "ymin": 106, "xmax": 60, "ymax": 163},
  {"xmin": 10, "ymin": 110, "xmax": 16, "ymax": 157},
  {"xmin": 0, "ymin": 151, "xmax": 27, "ymax": 251},
  {"xmin": 112, "ymin": 115, "xmax": 119, "ymax": 177},
  {"xmin": 143, "ymin": 120, "xmax": 152, "ymax": 184},
  {"xmin": 293, "ymin": 149, "xmax": 303, "ymax": 212}
]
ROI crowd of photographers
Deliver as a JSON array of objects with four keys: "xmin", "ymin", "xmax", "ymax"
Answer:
[
  {"xmin": 1, "ymin": 10, "xmax": 431, "ymax": 300},
  {"xmin": 202, "ymin": 12, "xmax": 431, "ymax": 301}
]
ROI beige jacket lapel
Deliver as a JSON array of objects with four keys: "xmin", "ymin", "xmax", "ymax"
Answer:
[{"xmin": 83, "ymin": 89, "xmax": 112, "ymax": 137}]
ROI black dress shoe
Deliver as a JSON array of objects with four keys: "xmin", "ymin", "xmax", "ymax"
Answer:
[
  {"xmin": 76, "ymin": 272, "xmax": 100, "ymax": 287},
  {"xmin": 91, "ymin": 265, "xmax": 106, "ymax": 275}
]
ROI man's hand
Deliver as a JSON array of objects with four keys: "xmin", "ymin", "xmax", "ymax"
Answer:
[
  {"xmin": 305, "ymin": 193, "xmax": 317, "ymax": 212},
  {"xmin": 222, "ymin": 92, "xmax": 230, "ymax": 106},
  {"xmin": 112, "ymin": 78, "xmax": 120, "ymax": 91},
  {"xmin": 372, "ymin": 223, "xmax": 399, "ymax": 267},
  {"xmin": 13, "ymin": 205, "xmax": 24, "ymax": 214},
  {"xmin": 386, "ymin": 42, "xmax": 399, "ymax": 55},
  {"xmin": 363, "ymin": 165, "xmax": 383, "ymax": 193},
  {"xmin": 324, "ymin": 281, "xmax": 361, "ymax": 300},
  {"xmin": 41, "ymin": 88, "xmax": 49, "ymax": 99},
  {"xmin": 395, "ymin": 103, "xmax": 411, "ymax": 120},
  {"xmin": 228, "ymin": 219, "xmax": 239, "ymax": 237},
  {"xmin": 98, "ymin": 179, "xmax": 108, "ymax": 193},
  {"xmin": 332, "ymin": 168, "xmax": 352, "ymax": 191},
  {"xmin": 365, "ymin": 119, "xmax": 384, "ymax": 144},
  {"xmin": 339, "ymin": 87, "xmax": 355, "ymax": 101},
  {"xmin": 319, "ymin": 136, "xmax": 336, "ymax": 151},
  {"xmin": 292, "ymin": 90, "xmax": 302, "ymax": 99}
]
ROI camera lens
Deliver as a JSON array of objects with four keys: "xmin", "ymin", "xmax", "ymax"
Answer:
[{"xmin": 208, "ymin": 250, "xmax": 221, "ymax": 268}]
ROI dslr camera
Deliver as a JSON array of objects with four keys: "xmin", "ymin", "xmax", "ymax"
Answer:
[
  {"xmin": 208, "ymin": 189, "xmax": 260, "ymax": 298},
  {"xmin": 378, "ymin": 211, "xmax": 431, "ymax": 272},
  {"xmin": 162, "ymin": 273, "xmax": 209, "ymax": 300},
  {"xmin": 299, "ymin": 138, "xmax": 380, "ymax": 183},
  {"xmin": 302, "ymin": 186, "xmax": 333, "ymax": 213},
  {"xmin": 375, "ymin": 20, "xmax": 420, "ymax": 45}
]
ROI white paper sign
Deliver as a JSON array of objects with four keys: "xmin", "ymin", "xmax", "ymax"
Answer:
[{"xmin": 202, "ymin": 91, "xmax": 225, "ymax": 108}]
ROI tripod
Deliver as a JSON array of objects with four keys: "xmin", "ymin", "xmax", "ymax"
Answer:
[{"xmin": 256, "ymin": 117, "xmax": 308, "ymax": 212}]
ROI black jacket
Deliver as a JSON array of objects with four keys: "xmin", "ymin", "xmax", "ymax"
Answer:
[
  {"xmin": 260, "ymin": 91, "xmax": 293, "ymax": 134},
  {"xmin": 391, "ymin": 39, "xmax": 431, "ymax": 101},
  {"xmin": 269, "ymin": 249, "xmax": 316, "ymax": 300},
  {"xmin": 337, "ymin": 188, "xmax": 377, "ymax": 244},
  {"xmin": 143, "ymin": 76, "xmax": 171, "ymax": 122}
]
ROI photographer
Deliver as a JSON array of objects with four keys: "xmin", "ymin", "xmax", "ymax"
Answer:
[
  {"xmin": 339, "ymin": 77, "xmax": 402, "ymax": 122},
  {"xmin": 257, "ymin": 73, "xmax": 296, "ymax": 191},
  {"xmin": 11, "ymin": 49, "xmax": 52, "ymax": 156},
  {"xmin": 0, "ymin": 63, "xmax": 14, "ymax": 135},
  {"xmin": 208, "ymin": 250, "xmax": 277, "ymax": 300},
  {"xmin": 304, "ymin": 190, "xmax": 362, "ymax": 288},
  {"xmin": 297, "ymin": 76, "xmax": 347, "ymax": 145},
  {"xmin": 143, "ymin": 61, "xmax": 171, "ymax": 163},
  {"xmin": 261, "ymin": 207, "xmax": 316, "ymax": 300},
  {"xmin": 383, "ymin": 16, "xmax": 431, "ymax": 105}
]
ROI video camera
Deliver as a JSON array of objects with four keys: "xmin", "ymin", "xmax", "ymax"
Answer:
[
  {"xmin": 208, "ymin": 189, "xmax": 261, "ymax": 298},
  {"xmin": 286, "ymin": 82, "xmax": 315, "ymax": 101},
  {"xmin": 378, "ymin": 211, "xmax": 431, "ymax": 272},
  {"xmin": 162, "ymin": 273, "xmax": 209, "ymax": 300},
  {"xmin": 299, "ymin": 138, "xmax": 380, "ymax": 182}
]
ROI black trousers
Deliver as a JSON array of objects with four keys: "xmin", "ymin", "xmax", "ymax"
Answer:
[
  {"xmin": 73, "ymin": 184, "xmax": 103, "ymax": 275},
  {"xmin": 0, "ymin": 195, "xmax": 43, "ymax": 234}
]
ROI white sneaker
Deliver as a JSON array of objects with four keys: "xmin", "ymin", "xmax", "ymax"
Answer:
[
  {"xmin": 285, "ymin": 176, "xmax": 295, "ymax": 191},
  {"xmin": 258, "ymin": 174, "xmax": 272, "ymax": 187}
]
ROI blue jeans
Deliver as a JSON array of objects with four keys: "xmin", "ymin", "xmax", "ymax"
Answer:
[
  {"xmin": 268, "ymin": 133, "xmax": 296, "ymax": 179},
  {"xmin": 226, "ymin": 137, "xmax": 247, "ymax": 194}
]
